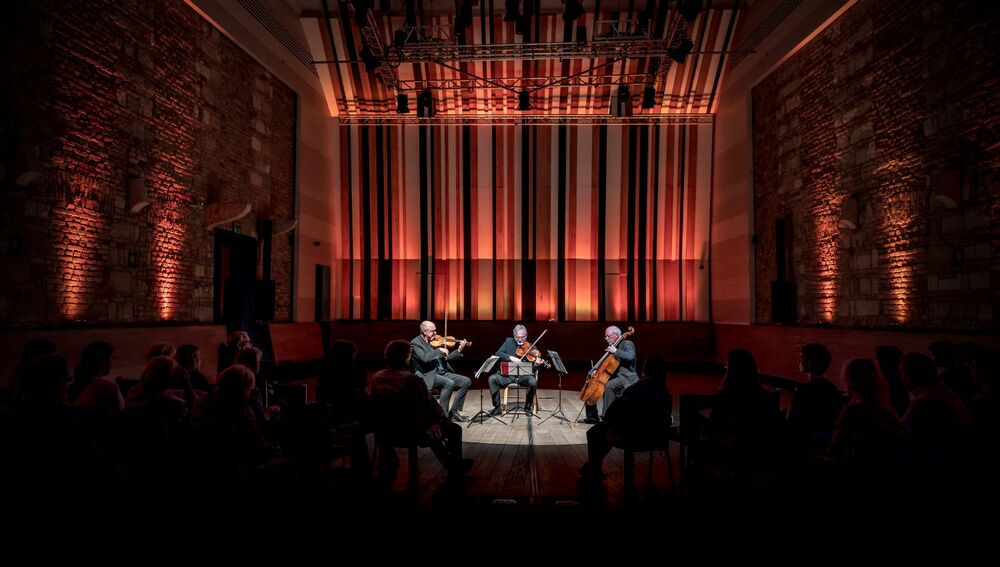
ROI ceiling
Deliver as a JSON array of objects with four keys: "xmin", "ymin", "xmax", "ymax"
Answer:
[{"xmin": 296, "ymin": 1, "xmax": 743, "ymax": 122}]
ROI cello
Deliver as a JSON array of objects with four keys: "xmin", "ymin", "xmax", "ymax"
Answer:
[{"xmin": 579, "ymin": 326, "xmax": 635, "ymax": 406}]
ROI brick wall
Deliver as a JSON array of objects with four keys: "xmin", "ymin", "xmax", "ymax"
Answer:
[
  {"xmin": 0, "ymin": 0, "xmax": 295, "ymax": 326},
  {"xmin": 752, "ymin": 0, "xmax": 1000, "ymax": 330}
]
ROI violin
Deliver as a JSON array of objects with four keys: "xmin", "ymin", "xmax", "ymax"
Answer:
[
  {"xmin": 579, "ymin": 326, "xmax": 635, "ymax": 405},
  {"xmin": 516, "ymin": 344, "xmax": 552, "ymax": 369},
  {"xmin": 430, "ymin": 335, "xmax": 471, "ymax": 350}
]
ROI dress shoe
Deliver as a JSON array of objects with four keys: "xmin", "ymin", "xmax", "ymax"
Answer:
[
  {"xmin": 448, "ymin": 458, "xmax": 474, "ymax": 476},
  {"xmin": 487, "ymin": 407, "xmax": 503, "ymax": 417},
  {"xmin": 522, "ymin": 405, "xmax": 534, "ymax": 417},
  {"xmin": 578, "ymin": 463, "xmax": 606, "ymax": 481},
  {"xmin": 576, "ymin": 417, "xmax": 599, "ymax": 425},
  {"xmin": 449, "ymin": 411, "xmax": 469, "ymax": 422}
]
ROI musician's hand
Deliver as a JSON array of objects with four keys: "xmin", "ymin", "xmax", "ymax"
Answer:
[
  {"xmin": 438, "ymin": 347, "xmax": 450, "ymax": 356},
  {"xmin": 458, "ymin": 339, "xmax": 468, "ymax": 350},
  {"xmin": 606, "ymin": 346, "xmax": 617, "ymax": 355}
]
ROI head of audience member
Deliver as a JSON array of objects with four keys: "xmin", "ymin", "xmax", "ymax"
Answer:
[
  {"xmin": 875, "ymin": 345, "xmax": 903, "ymax": 379},
  {"xmin": 642, "ymin": 355, "xmax": 668, "ymax": 383},
  {"xmin": 23, "ymin": 354, "xmax": 72, "ymax": 404},
  {"xmin": 215, "ymin": 364, "xmax": 256, "ymax": 406},
  {"xmin": 325, "ymin": 339, "xmax": 358, "ymax": 369},
  {"xmin": 902, "ymin": 352, "xmax": 939, "ymax": 392},
  {"xmin": 227, "ymin": 330, "xmax": 251, "ymax": 350},
  {"xmin": 843, "ymin": 358, "xmax": 891, "ymax": 408},
  {"xmin": 175, "ymin": 344, "xmax": 201, "ymax": 373},
  {"xmin": 145, "ymin": 342, "xmax": 176, "ymax": 361},
  {"xmin": 799, "ymin": 343, "xmax": 832, "ymax": 377},
  {"xmin": 722, "ymin": 349, "xmax": 760, "ymax": 395},
  {"xmin": 70, "ymin": 341, "xmax": 114, "ymax": 401},
  {"xmin": 234, "ymin": 346, "xmax": 262, "ymax": 375},
  {"xmin": 140, "ymin": 356, "xmax": 183, "ymax": 395},
  {"xmin": 20, "ymin": 337, "xmax": 56, "ymax": 366},
  {"xmin": 972, "ymin": 347, "xmax": 998, "ymax": 396},
  {"xmin": 384, "ymin": 340, "xmax": 412, "ymax": 370},
  {"xmin": 928, "ymin": 340, "xmax": 958, "ymax": 370}
]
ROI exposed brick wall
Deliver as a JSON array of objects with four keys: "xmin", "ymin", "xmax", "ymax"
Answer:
[
  {"xmin": 0, "ymin": 0, "xmax": 295, "ymax": 326},
  {"xmin": 752, "ymin": 0, "xmax": 1000, "ymax": 331}
]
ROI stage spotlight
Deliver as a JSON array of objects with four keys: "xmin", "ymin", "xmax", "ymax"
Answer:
[
  {"xmin": 563, "ymin": 0, "xmax": 584, "ymax": 22},
  {"xmin": 504, "ymin": 0, "xmax": 520, "ymax": 22},
  {"xmin": 404, "ymin": 0, "xmax": 417, "ymax": 26},
  {"xmin": 397, "ymin": 93, "xmax": 410, "ymax": 114},
  {"xmin": 360, "ymin": 44, "xmax": 380, "ymax": 72},
  {"xmin": 517, "ymin": 90, "xmax": 531, "ymax": 111},
  {"xmin": 642, "ymin": 85, "xmax": 656, "ymax": 109},
  {"xmin": 678, "ymin": 0, "xmax": 703, "ymax": 22},
  {"xmin": 668, "ymin": 38, "xmax": 694, "ymax": 63},
  {"xmin": 612, "ymin": 85, "xmax": 632, "ymax": 117},
  {"xmin": 417, "ymin": 89, "xmax": 435, "ymax": 117}
]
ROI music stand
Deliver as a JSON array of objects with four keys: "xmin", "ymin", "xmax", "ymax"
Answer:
[
  {"xmin": 502, "ymin": 361, "xmax": 536, "ymax": 423},
  {"xmin": 539, "ymin": 350, "xmax": 571, "ymax": 425},
  {"xmin": 468, "ymin": 355, "xmax": 506, "ymax": 427}
]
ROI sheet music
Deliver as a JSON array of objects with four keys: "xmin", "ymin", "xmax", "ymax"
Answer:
[
  {"xmin": 474, "ymin": 355, "xmax": 500, "ymax": 379},
  {"xmin": 546, "ymin": 350, "xmax": 568, "ymax": 375}
]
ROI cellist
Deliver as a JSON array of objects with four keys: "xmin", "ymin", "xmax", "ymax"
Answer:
[{"xmin": 578, "ymin": 325, "xmax": 638, "ymax": 425}]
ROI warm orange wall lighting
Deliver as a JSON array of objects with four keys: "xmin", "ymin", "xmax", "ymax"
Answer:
[
  {"xmin": 151, "ymin": 200, "xmax": 186, "ymax": 320},
  {"xmin": 53, "ymin": 175, "xmax": 106, "ymax": 321}
]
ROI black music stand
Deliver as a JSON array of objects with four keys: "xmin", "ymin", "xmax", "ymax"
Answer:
[
  {"xmin": 468, "ymin": 355, "xmax": 506, "ymax": 427},
  {"xmin": 539, "ymin": 350, "xmax": 571, "ymax": 425}
]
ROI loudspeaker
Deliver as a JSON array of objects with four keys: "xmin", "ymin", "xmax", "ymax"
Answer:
[
  {"xmin": 771, "ymin": 281, "xmax": 796, "ymax": 324},
  {"xmin": 255, "ymin": 280, "xmax": 276, "ymax": 321}
]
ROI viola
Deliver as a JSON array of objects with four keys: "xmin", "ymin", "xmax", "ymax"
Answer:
[
  {"xmin": 430, "ymin": 335, "xmax": 471, "ymax": 349},
  {"xmin": 516, "ymin": 344, "xmax": 552, "ymax": 369},
  {"xmin": 579, "ymin": 326, "xmax": 636, "ymax": 405}
]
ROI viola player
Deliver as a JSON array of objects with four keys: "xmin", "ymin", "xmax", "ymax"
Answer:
[
  {"xmin": 410, "ymin": 320, "xmax": 472, "ymax": 421},
  {"xmin": 578, "ymin": 325, "xmax": 638, "ymax": 425},
  {"xmin": 485, "ymin": 324, "xmax": 541, "ymax": 417}
]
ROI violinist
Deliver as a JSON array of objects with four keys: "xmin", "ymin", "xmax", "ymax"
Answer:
[
  {"xmin": 486, "ymin": 324, "xmax": 540, "ymax": 417},
  {"xmin": 578, "ymin": 325, "xmax": 638, "ymax": 425},
  {"xmin": 410, "ymin": 321, "xmax": 472, "ymax": 422}
]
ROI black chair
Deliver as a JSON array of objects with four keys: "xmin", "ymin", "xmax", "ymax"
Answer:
[{"xmin": 618, "ymin": 424, "xmax": 679, "ymax": 501}]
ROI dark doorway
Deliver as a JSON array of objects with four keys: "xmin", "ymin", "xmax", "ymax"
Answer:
[
  {"xmin": 214, "ymin": 229, "xmax": 258, "ymax": 332},
  {"xmin": 315, "ymin": 264, "xmax": 331, "ymax": 321}
]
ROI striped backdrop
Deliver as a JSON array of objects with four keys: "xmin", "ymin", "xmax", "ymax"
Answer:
[{"xmin": 331, "ymin": 122, "xmax": 713, "ymax": 321}]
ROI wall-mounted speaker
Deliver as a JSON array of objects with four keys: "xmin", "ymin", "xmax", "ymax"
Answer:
[{"xmin": 771, "ymin": 281, "xmax": 796, "ymax": 324}]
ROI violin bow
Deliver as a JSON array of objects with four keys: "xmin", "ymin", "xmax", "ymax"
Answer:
[{"xmin": 517, "ymin": 329, "xmax": 548, "ymax": 362}]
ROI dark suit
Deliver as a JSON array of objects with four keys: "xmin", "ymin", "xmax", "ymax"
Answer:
[
  {"xmin": 409, "ymin": 335, "xmax": 472, "ymax": 416},
  {"xmin": 585, "ymin": 376, "xmax": 673, "ymax": 470},
  {"xmin": 585, "ymin": 339, "xmax": 639, "ymax": 420},
  {"xmin": 487, "ymin": 337, "xmax": 539, "ymax": 410}
]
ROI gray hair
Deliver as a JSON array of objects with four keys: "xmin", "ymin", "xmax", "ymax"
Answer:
[
  {"xmin": 513, "ymin": 324, "xmax": 527, "ymax": 336},
  {"xmin": 419, "ymin": 320, "xmax": 435, "ymax": 332},
  {"xmin": 606, "ymin": 326, "xmax": 622, "ymax": 337}
]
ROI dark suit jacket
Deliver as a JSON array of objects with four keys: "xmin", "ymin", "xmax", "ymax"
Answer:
[
  {"xmin": 605, "ymin": 376, "xmax": 673, "ymax": 447},
  {"xmin": 410, "ymin": 335, "xmax": 463, "ymax": 382},
  {"xmin": 495, "ymin": 337, "xmax": 522, "ymax": 362},
  {"xmin": 612, "ymin": 339, "xmax": 638, "ymax": 378}
]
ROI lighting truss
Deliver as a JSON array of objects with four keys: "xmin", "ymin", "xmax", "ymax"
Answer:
[{"xmin": 339, "ymin": 114, "xmax": 714, "ymax": 126}]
